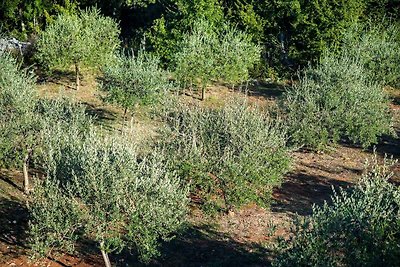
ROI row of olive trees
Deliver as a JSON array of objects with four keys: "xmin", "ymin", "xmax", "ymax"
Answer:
[
  {"xmin": 272, "ymin": 23, "xmax": 400, "ymax": 266},
  {"xmin": 35, "ymin": 10, "xmax": 260, "ymax": 102}
]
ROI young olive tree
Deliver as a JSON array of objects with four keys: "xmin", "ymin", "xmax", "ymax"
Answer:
[
  {"xmin": 173, "ymin": 19, "xmax": 260, "ymax": 100},
  {"xmin": 274, "ymin": 156, "xmax": 400, "ymax": 267},
  {"xmin": 33, "ymin": 96, "xmax": 93, "ymax": 171},
  {"xmin": 281, "ymin": 51, "xmax": 394, "ymax": 150},
  {"xmin": 100, "ymin": 50, "xmax": 173, "ymax": 125},
  {"xmin": 0, "ymin": 52, "xmax": 38, "ymax": 194},
  {"xmin": 29, "ymin": 129, "xmax": 188, "ymax": 266},
  {"xmin": 159, "ymin": 97, "xmax": 290, "ymax": 212},
  {"xmin": 341, "ymin": 23, "xmax": 400, "ymax": 88},
  {"xmin": 36, "ymin": 7, "xmax": 120, "ymax": 90}
]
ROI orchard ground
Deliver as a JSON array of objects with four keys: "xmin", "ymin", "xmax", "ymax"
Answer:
[{"xmin": 1, "ymin": 74, "xmax": 399, "ymax": 267}]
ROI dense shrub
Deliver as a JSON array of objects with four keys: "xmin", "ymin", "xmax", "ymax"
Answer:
[
  {"xmin": 0, "ymin": 52, "xmax": 38, "ymax": 193},
  {"xmin": 173, "ymin": 19, "xmax": 260, "ymax": 100},
  {"xmin": 274, "ymin": 156, "xmax": 400, "ymax": 267},
  {"xmin": 159, "ymin": 97, "xmax": 290, "ymax": 212},
  {"xmin": 100, "ymin": 50, "xmax": 173, "ymax": 118},
  {"xmin": 340, "ymin": 23, "xmax": 400, "ymax": 87},
  {"xmin": 281, "ymin": 52, "xmax": 393, "ymax": 150},
  {"xmin": 29, "ymin": 129, "xmax": 188, "ymax": 265},
  {"xmin": 35, "ymin": 7, "xmax": 120, "ymax": 90}
]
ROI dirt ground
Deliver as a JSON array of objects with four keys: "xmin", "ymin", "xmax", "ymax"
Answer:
[{"xmin": 1, "ymin": 79, "xmax": 399, "ymax": 267}]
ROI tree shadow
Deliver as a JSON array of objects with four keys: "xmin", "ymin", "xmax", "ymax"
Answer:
[
  {"xmin": 337, "ymin": 129, "xmax": 400, "ymax": 159},
  {"xmin": 83, "ymin": 102, "xmax": 118, "ymax": 129},
  {"xmin": 36, "ymin": 69, "xmax": 77, "ymax": 89},
  {"xmin": 272, "ymin": 172, "xmax": 353, "ymax": 216},
  {"xmin": 246, "ymin": 82, "xmax": 287, "ymax": 100},
  {"xmin": 0, "ymin": 197, "xmax": 29, "ymax": 255},
  {"xmin": 0, "ymin": 172, "xmax": 22, "ymax": 192},
  {"xmin": 109, "ymin": 224, "xmax": 271, "ymax": 267},
  {"xmin": 393, "ymin": 97, "xmax": 400, "ymax": 106},
  {"xmin": 372, "ymin": 129, "xmax": 400, "ymax": 158}
]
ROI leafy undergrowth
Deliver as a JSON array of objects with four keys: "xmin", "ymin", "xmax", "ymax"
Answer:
[{"xmin": 1, "ymin": 81, "xmax": 399, "ymax": 266}]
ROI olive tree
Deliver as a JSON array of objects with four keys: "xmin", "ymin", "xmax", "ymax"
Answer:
[
  {"xmin": 159, "ymin": 97, "xmax": 290, "ymax": 212},
  {"xmin": 36, "ymin": 7, "xmax": 120, "ymax": 90},
  {"xmin": 100, "ymin": 50, "xmax": 173, "ymax": 125},
  {"xmin": 173, "ymin": 19, "xmax": 260, "ymax": 100},
  {"xmin": 340, "ymin": 22, "xmax": 400, "ymax": 88},
  {"xmin": 274, "ymin": 156, "xmax": 400, "ymax": 266},
  {"xmin": 29, "ymin": 128, "xmax": 188, "ymax": 266},
  {"xmin": 282, "ymin": 51, "xmax": 394, "ymax": 150},
  {"xmin": 0, "ymin": 52, "xmax": 38, "ymax": 194}
]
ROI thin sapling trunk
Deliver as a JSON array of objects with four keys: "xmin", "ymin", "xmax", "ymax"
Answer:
[
  {"xmin": 120, "ymin": 107, "xmax": 128, "ymax": 133},
  {"xmin": 23, "ymin": 150, "xmax": 31, "ymax": 194},
  {"xmin": 201, "ymin": 85, "xmax": 206, "ymax": 101},
  {"xmin": 75, "ymin": 62, "xmax": 80, "ymax": 90},
  {"xmin": 100, "ymin": 241, "xmax": 112, "ymax": 267}
]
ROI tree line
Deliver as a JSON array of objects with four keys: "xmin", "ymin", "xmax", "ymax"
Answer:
[{"xmin": 1, "ymin": 0, "xmax": 399, "ymax": 76}]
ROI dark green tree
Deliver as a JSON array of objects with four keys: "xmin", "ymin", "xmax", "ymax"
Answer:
[{"xmin": 0, "ymin": 0, "xmax": 77, "ymax": 39}]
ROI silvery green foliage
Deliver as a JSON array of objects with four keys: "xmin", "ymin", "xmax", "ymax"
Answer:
[
  {"xmin": 282, "ymin": 52, "xmax": 393, "ymax": 150},
  {"xmin": 36, "ymin": 96, "xmax": 91, "ymax": 129},
  {"xmin": 29, "ymin": 129, "xmax": 188, "ymax": 263},
  {"xmin": 217, "ymin": 23, "xmax": 261, "ymax": 85},
  {"xmin": 36, "ymin": 7, "xmax": 120, "ymax": 72},
  {"xmin": 274, "ymin": 156, "xmax": 400, "ymax": 267},
  {"xmin": 160, "ymin": 97, "xmax": 290, "ymax": 212},
  {"xmin": 33, "ymin": 96, "xmax": 92, "ymax": 168},
  {"xmin": 341, "ymin": 23, "xmax": 400, "ymax": 87},
  {"xmin": 100, "ymin": 50, "xmax": 173, "ymax": 111},
  {"xmin": 0, "ymin": 52, "xmax": 38, "ymax": 168},
  {"xmin": 173, "ymin": 19, "xmax": 260, "ymax": 89},
  {"xmin": 29, "ymin": 179, "xmax": 82, "ymax": 258}
]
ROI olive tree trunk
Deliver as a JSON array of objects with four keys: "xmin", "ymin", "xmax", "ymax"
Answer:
[
  {"xmin": 75, "ymin": 62, "xmax": 80, "ymax": 90},
  {"xmin": 23, "ymin": 152, "xmax": 30, "ymax": 194},
  {"xmin": 120, "ymin": 107, "xmax": 128, "ymax": 133},
  {"xmin": 100, "ymin": 242, "xmax": 112, "ymax": 267},
  {"xmin": 201, "ymin": 86, "xmax": 206, "ymax": 101}
]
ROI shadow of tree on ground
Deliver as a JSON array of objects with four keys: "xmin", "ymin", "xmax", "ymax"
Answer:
[
  {"xmin": 83, "ymin": 101, "xmax": 118, "ymax": 130},
  {"xmin": 110, "ymin": 225, "xmax": 272, "ymax": 267},
  {"xmin": 247, "ymin": 82, "xmax": 286, "ymax": 100},
  {"xmin": 272, "ymin": 172, "xmax": 353, "ymax": 216},
  {"xmin": 0, "ymin": 197, "xmax": 29, "ymax": 261}
]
